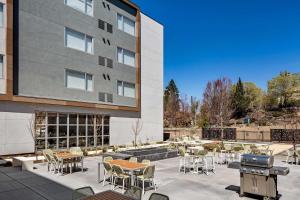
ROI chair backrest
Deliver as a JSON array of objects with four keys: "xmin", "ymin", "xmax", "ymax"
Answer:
[
  {"xmin": 103, "ymin": 156, "xmax": 113, "ymax": 162},
  {"xmin": 178, "ymin": 147, "xmax": 185, "ymax": 157},
  {"xmin": 142, "ymin": 159, "xmax": 151, "ymax": 166},
  {"xmin": 103, "ymin": 162, "xmax": 112, "ymax": 172},
  {"xmin": 70, "ymin": 147, "xmax": 83, "ymax": 156},
  {"xmin": 72, "ymin": 186, "xmax": 95, "ymax": 200},
  {"xmin": 112, "ymin": 165, "xmax": 124, "ymax": 176},
  {"xmin": 129, "ymin": 157, "xmax": 138, "ymax": 163},
  {"xmin": 143, "ymin": 165, "xmax": 155, "ymax": 179},
  {"xmin": 149, "ymin": 193, "xmax": 169, "ymax": 200},
  {"xmin": 125, "ymin": 186, "xmax": 142, "ymax": 200},
  {"xmin": 43, "ymin": 149, "xmax": 53, "ymax": 162},
  {"xmin": 224, "ymin": 144, "xmax": 232, "ymax": 151},
  {"xmin": 196, "ymin": 150, "xmax": 208, "ymax": 156}
]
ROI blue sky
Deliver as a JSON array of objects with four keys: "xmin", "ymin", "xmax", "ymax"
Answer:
[{"xmin": 132, "ymin": 0, "xmax": 300, "ymax": 99}]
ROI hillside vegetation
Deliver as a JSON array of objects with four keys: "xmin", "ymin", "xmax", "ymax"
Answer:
[{"xmin": 164, "ymin": 71, "xmax": 300, "ymax": 128}]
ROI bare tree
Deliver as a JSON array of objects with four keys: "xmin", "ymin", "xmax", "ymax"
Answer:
[
  {"xmin": 201, "ymin": 77, "xmax": 233, "ymax": 135},
  {"xmin": 132, "ymin": 119, "xmax": 143, "ymax": 148}
]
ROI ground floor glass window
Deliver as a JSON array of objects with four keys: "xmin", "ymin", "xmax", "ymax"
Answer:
[{"xmin": 35, "ymin": 112, "xmax": 110, "ymax": 150}]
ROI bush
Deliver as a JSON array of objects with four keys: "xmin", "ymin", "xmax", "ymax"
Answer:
[
  {"xmin": 112, "ymin": 145, "xmax": 119, "ymax": 152},
  {"xmin": 102, "ymin": 146, "xmax": 108, "ymax": 153},
  {"xmin": 203, "ymin": 142, "xmax": 220, "ymax": 152}
]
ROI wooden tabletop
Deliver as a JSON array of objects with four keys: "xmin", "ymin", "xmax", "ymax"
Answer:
[
  {"xmin": 55, "ymin": 152, "xmax": 82, "ymax": 159},
  {"xmin": 188, "ymin": 146, "xmax": 204, "ymax": 150},
  {"xmin": 108, "ymin": 159, "xmax": 146, "ymax": 171},
  {"xmin": 84, "ymin": 190, "xmax": 135, "ymax": 200}
]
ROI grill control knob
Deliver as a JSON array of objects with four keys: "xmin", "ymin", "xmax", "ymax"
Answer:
[{"xmin": 260, "ymin": 170, "xmax": 264, "ymax": 174}]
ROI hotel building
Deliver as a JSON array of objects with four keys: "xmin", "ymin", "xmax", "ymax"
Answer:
[{"xmin": 0, "ymin": 0, "xmax": 163, "ymax": 155}]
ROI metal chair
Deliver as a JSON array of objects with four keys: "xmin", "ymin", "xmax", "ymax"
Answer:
[
  {"xmin": 103, "ymin": 156, "xmax": 113, "ymax": 162},
  {"xmin": 103, "ymin": 162, "xmax": 113, "ymax": 187},
  {"xmin": 125, "ymin": 186, "xmax": 142, "ymax": 200},
  {"xmin": 70, "ymin": 147, "xmax": 84, "ymax": 171},
  {"xmin": 72, "ymin": 186, "xmax": 95, "ymax": 200},
  {"xmin": 142, "ymin": 159, "xmax": 151, "ymax": 166},
  {"xmin": 286, "ymin": 150, "xmax": 298, "ymax": 165},
  {"xmin": 136, "ymin": 165, "xmax": 156, "ymax": 194},
  {"xmin": 129, "ymin": 157, "xmax": 138, "ymax": 163},
  {"xmin": 148, "ymin": 193, "xmax": 169, "ymax": 200},
  {"xmin": 112, "ymin": 165, "xmax": 130, "ymax": 193},
  {"xmin": 42, "ymin": 149, "xmax": 54, "ymax": 172}
]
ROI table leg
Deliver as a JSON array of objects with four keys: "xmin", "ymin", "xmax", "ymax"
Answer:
[
  {"xmin": 61, "ymin": 160, "xmax": 64, "ymax": 176},
  {"xmin": 131, "ymin": 170, "xmax": 134, "ymax": 186},
  {"xmin": 98, "ymin": 162, "xmax": 101, "ymax": 183},
  {"xmin": 81, "ymin": 157, "xmax": 84, "ymax": 172}
]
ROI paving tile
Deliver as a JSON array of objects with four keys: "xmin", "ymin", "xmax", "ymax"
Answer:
[
  {"xmin": 0, "ymin": 180, "xmax": 25, "ymax": 193},
  {"xmin": 0, "ymin": 173, "xmax": 12, "ymax": 182},
  {"xmin": 0, "ymin": 188, "xmax": 47, "ymax": 200}
]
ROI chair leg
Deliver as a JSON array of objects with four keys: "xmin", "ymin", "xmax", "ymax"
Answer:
[
  {"xmin": 110, "ymin": 176, "xmax": 114, "ymax": 190},
  {"xmin": 153, "ymin": 179, "xmax": 157, "ymax": 191},
  {"xmin": 143, "ymin": 180, "xmax": 145, "ymax": 194},
  {"xmin": 103, "ymin": 172, "xmax": 106, "ymax": 186}
]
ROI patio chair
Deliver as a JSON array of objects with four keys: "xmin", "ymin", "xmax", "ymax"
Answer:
[
  {"xmin": 193, "ymin": 150, "xmax": 209, "ymax": 174},
  {"xmin": 70, "ymin": 147, "xmax": 84, "ymax": 171},
  {"xmin": 43, "ymin": 149, "xmax": 54, "ymax": 171},
  {"xmin": 142, "ymin": 159, "xmax": 151, "ymax": 166},
  {"xmin": 103, "ymin": 162, "xmax": 113, "ymax": 187},
  {"xmin": 178, "ymin": 147, "xmax": 193, "ymax": 173},
  {"xmin": 129, "ymin": 157, "xmax": 138, "ymax": 163},
  {"xmin": 125, "ymin": 186, "xmax": 142, "ymax": 200},
  {"xmin": 136, "ymin": 165, "xmax": 156, "ymax": 194},
  {"xmin": 286, "ymin": 150, "xmax": 298, "ymax": 165},
  {"xmin": 148, "ymin": 193, "xmax": 169, "ymax": 200},
  {"xmin": 72, "ymin": 186, "xmax": 95, "ymax": 200},
  {"xmin": 103, "ymin": 156, "xmax": 113, "ymax": 162},
  {"xmin": 112, "ymin": 165, "xmax": 130, "ymax": 193}
]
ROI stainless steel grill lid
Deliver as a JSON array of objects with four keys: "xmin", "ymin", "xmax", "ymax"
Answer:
[{"xmin": 240, "ymin": 154, "xmax": 274, "ymax": 168}]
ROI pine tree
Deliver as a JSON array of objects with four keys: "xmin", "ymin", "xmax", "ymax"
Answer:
[
  {"xmin": 232, "ymin": 78, "xmax": 248, "ymax": 118},
  {"xmin": 164, "ymin": 79, "xmax": 180, "ymax": 127}
]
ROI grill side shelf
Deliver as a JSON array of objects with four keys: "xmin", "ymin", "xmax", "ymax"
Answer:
[
  {"xmin": 270, "ymin": 166, "xmax": 290, "ymax": 176},
  {"xmin": 228, "ymin": 162, "xmax": 241, "ymax": 169}
]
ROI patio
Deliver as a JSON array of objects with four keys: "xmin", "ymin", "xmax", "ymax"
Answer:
[{"xmin": 20, "ymin": 154, "xmax": 299, "ymax": 200}]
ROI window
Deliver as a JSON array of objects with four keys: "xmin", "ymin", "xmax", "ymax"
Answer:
[
  {"xmin": 66, "ymin": 69, "xmax": 93, "ymax": 91},
  {"xmin": 65, "ymin": 0, "xmax": 93, "ymax": 16},
  {"xmin": 117, "ymin": 47, "xmax": 135, "ymax": 67},
  {"xmin": 117, "ymin": 14, "xmax": 135, "ymax": 36},
  {"xmin": 99, "ymin": 92, "xmax": 113, "ymax": 103},
  {"xmin": 107, "ymin": 58, "xmax": 113, "ymax": 68},
  {"xmin": 98, "ymin": 56, "xmax": 105, "ymax": 66},
  {"xmin": 117, "ymin": 81, "xmax": 135, "ymax": 98},
  {"xmin": 98, "ymin": 19, "xmax": 105, "ymax": 30},
  {"xmin": 0, "ymin": 3, "xmax": 3, "ymax": 27},
  {"xmin": 0, "ymin": 55, "xmax": 3, "ymax": 79},
  {"xmin": 107, "ymin": 23, "xmax": 113, "ymax": 33},
  {"xmin": 35, "ymin": 112, "xmax": 110, "ymax": 150},
  {"xmin": 65, "ymin": 28, "xmax": 93, "ymax": 53}
]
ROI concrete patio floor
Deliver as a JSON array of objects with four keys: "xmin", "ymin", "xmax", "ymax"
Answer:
[{"xmin": 27, "ymin": 154, "xmax": 300, "ymax": 200}]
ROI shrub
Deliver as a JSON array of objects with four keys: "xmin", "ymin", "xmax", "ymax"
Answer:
[
  {"xmin": 203, "ymin": 142, "xmax": 220, "ymax": 152},
  {"xmin": 102, "ymin": 146, "xmax": 108, "ymax": 153}
]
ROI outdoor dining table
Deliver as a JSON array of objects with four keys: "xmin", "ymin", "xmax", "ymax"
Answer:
[
  {"xmin": 107, "ymin": 159, "xmax": 147, "ymax": 186},
  {"xmin": 83, "ymin": 190, "xmax": 135, "ymax": 200},
  {"xmin": 55, "ymin": 152, "xmax": 84, "ymax": 175}
]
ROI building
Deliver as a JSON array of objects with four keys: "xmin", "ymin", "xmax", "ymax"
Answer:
[{"xmin": 0, "ymin": 0, "xmax": 164, "ymax": 155}]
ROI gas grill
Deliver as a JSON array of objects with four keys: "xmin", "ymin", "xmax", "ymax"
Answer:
[{"xmin": 228, "ymin": 154, "xmax": 289, "ymax": 200}]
